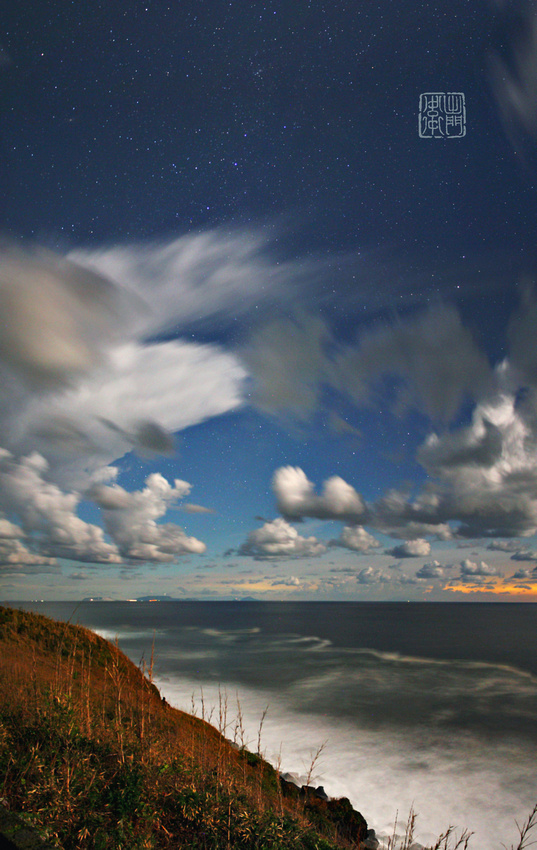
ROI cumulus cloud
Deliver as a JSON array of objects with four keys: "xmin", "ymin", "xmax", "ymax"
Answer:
[
  {"xmin": 0, "ymin": 518, "xmax": 22, "ymax": 538},
  {"xmin": 356, "ymin": 567, "xmax": 390, "ymax": 584},
  {"xmin": 368, "ymin": 339, "xmax": 537, "ymax": 541},
  {"xmin": 385, "ymin": 539, "xmax": 431, "ymax": 558},
  {"xmin": 0, "ymin": 449, "xmax": 121, "ymax": 564},
  {"xmin": 238, "ymin": 517, "xmax": 326, "ymax": 559},
  {"xmin": 416, "ymin": 560, "xmax": 446, "ymax": 579},
  {"xmin": 271, "ymin": 466, "xmax": 455, "ymax": 542},
  {"xmin": 459, "ymin": 559, "xmax": 498, "ymax": 577},
  {"xmin": 8, "ymin": 231, "xmax": 537, "ymax": 584},
  {"xmin": 271, "ymin": 575, "xmax": 301, "ymax": 587},
  {"xmin": 419, "ymin": 387, "xmax": 537, "ymax": 538},
  {"xmin": 397, "ymin": 573, "xmax": 420, "ymax": 585},
  {"xmin": 257, "ymin": 287, "xmax": 537, "ymax": 544},
  {"xmin": 487, "ymin": 539, "xmax": 521, "ymax": 552},
  {"xmin": 329, "ymin": 525, "xmax": 380, "ymax": 553},
  {"xmin": 89, "ymin": 473, "xmax": 206, "ymax": 562},
  {"xmin": 0, "ymin": 449, "xmax": 204, "ymax": 567},
  {"xmin": 273, "ymin": 466, "xmax": 365, "ymax": 522},
  {"xmin": 417, "ymin": 419, "xmax": 503, "ymax": 473},
  {"xmin": 512, "ymin": 568, "xmax": 534, "ymax": 580},
  {"xmin": 510, "ymin": 549, "xmax": 537, "ymax": 562},
  {"xmin": 372, "ymin": 487, "xmax": 453, "ymax": 540},
  {"xmin": 269, "ymin": 377, "xmax": 537, "ymax": 543}
]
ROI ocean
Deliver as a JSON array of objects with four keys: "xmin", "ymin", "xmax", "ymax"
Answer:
[{"xmin": 17, "ymin": 601, "xmax": 537, "ymax": 849}]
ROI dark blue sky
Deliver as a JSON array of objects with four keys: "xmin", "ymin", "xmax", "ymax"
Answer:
[{"xmin": 3, "ymin": 0, "xmax": 537, "ymax": 601}]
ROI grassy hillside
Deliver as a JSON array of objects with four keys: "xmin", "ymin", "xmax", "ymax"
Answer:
[{"xmin": 0, "ymin": 605, "xmax": 368, "ymax": 849}]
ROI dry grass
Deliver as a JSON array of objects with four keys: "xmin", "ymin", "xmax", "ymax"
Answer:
[{"xmin": 0, "ymin": 605, "xmax": 361, "ymax": 849}]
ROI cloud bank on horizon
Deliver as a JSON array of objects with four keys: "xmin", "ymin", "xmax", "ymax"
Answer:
[{"xmin": 1, "ymin": 232, "xmax": 537, "ymax": 599}]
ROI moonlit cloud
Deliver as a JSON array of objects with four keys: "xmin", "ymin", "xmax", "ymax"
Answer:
[
  {"xmin": 0, "ymin": 245, "xmax": 130, "ymax": 388},
  {"xmin": 89, "ymin": 473, "xmax": 206, "ymax": 562},
  {"xmin": 329, "ymin": 525, "xmax": 381, "ymax": 553},
  {"xmin": 243, "ymin": 314, "xmax": 331, "ymax": 418},
  {"xmin": 69, "ymin": 228, "xmax": 318, "ymax": 337},
  {"xmin": 273, "ymin": 466, "xmax": 366, "ymax": 522},
  {"xmin": 512, "ymin": 568, "xmax": 534, "ymax": 580},
  {"xmin": 417, "ymin": 419, "xmax": 503, "ymax": 473},
  {"xmin": 251, "ymin": 287, "xmax": 537, "ymax": 568},
  {"xmin": 417, "ymin": 386, "xmax": 537, "ymax": 539},
  {"xmin": 335, "ymin": 305, "xmax": 491, "ymax": 421},
  {"xmin": 271, "ymin": 575, "xmax": 301, "ymax": 587},
  {"xmin": 490, "ymin": 5, "xmax": 537, "ymax": 143},
  {"xmin": 0, "ymin": 448, "xmax": 121, "ymax": 564},
  {"xmin": 0, "ymin": 449, "xmax": 205, "ymax": 568},
  {"xmin": 17, "ymin": 339, "xmax": 246, "ymax": 488},
  {"xmin": 182, "ymin": 503, "xmax": 215, "ymax": 515},
  {"xmin": 386, "ymin": 539, "xmax": 431, "ymax": 558},
  {"xmin": 0, "ymin": 518, "xmax": 22, "ymax": 539},
  {"xmin": 459, "ymin": 559, "xmax": 498, "ymax": 577},
  {"xmin": 0, "ymin": 236, "xmax": 253, "ymax": 578},
  {"xmin": 373, "ymin": 487, "xmax": 453, "ymax": 540},
  {"xmin": 271, "ymin": 467, "xmax": 455, "ymax": 544},
  {"xmin": 0, "ymin": 240, "xmax": 250, "ymax": 490},
  {"xmin": 5, "ymin": 234, "xmax": 537, "ymax": 594},
  {"xmin": 239, "ymin": 517, "xmax": 326, "ymax": 559},
  {"xmin": 0, "ymin": 536, "xmax": 58, "ymax": 573},
  {"xmin": 510, "ymin": 550, "xmax": 537, "ymax": 562},
  {"xmin": 356, "ymin": 567, "xmax": 390, "ymax": 585},
  {"xmin": 271, "ymin": 306, "xmax": 537, "ymax": 545},
  {"xmin": 246, "ymin": 304, "xmax": 492, "ymax": 426},
  {"xmin": 416, "ymin": 561, "xmax": 446, "ymax": 579},
  {"xmin": 487, "ymin": 540, "xmax": 521, "ymax": 552}
]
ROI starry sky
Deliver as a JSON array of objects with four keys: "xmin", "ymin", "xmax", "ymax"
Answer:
[{"xmin": 3, "ymin": 0, "xmax": 537, "ymax": 601}]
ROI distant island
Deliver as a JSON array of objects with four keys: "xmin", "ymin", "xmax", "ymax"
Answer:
[{"xmin": 81, "ymin": 594, "xmax": 260, "ymax": 602}]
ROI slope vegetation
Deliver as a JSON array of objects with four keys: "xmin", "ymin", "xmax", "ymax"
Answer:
[{"xmin": 0, "ymin": 606, "xmax": 368, "ymax": 849}]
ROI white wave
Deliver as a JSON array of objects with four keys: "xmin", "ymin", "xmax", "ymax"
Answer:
[
  {"xmin": 349, "ymin": 647, "xmax": 537, "ymax": 683},
  {"xmin": 153, "ymin": 672, "xmax": 537, "ymax": 850},
  {"xmin": 92, "ymin": 626, "xmax": 164, "ymax": 643},
  {"xmin": 288, "ymin": 635, "xmax": 333, "ymax": 651}
]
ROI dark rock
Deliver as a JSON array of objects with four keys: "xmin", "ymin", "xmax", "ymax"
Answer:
[
  {"xmin": 280, "ymin": 775, "xmax": 301, "ymax": 801},
  {"xmin": 319, "ymin": 795, "xmax": 368, "ymax": 846},
  {"xmin": 279, "ymin": 778, "xmax": 368, "ymax": 845},
  {"xmin": 360, "ymin": 827, "xmax": 380, "ymax": 849}
]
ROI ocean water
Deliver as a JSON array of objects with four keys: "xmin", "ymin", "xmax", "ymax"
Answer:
[{"xmin": 18, "ymin": 601, "xmax": 537, "ymax": 849}]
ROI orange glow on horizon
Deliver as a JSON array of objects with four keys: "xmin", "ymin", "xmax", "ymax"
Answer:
[{"xmin": 446, "ymin": 581, "xmax": 537, "ymax": 598}]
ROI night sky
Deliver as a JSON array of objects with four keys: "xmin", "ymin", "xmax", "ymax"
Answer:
[{"xmin": 3, "ymin": 0, "xmax": 537, "ymax": 601}]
